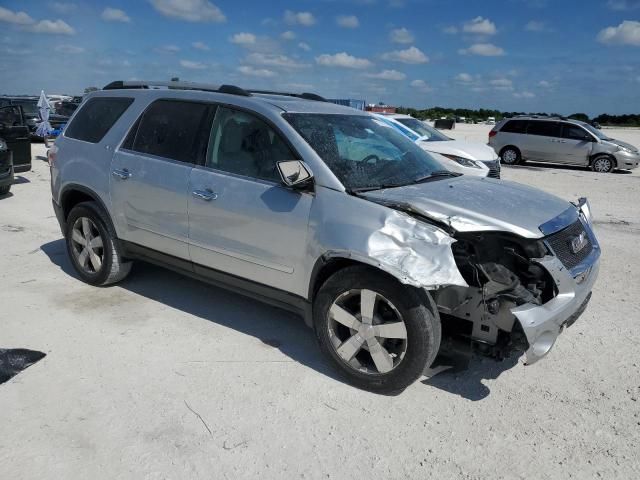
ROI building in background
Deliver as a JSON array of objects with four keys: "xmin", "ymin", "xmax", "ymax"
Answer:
[
  {"xmin": 365, "ymin": 102, "xmax": 396, "ymax": 114},
  {"xmin": 328, "ymin": 99, "xmax": 366, "ymax": 111}
]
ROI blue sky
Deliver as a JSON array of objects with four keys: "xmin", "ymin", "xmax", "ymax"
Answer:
[{"xmin": 1, "ymin": 0, "xmax": 639, "ymax": 115}]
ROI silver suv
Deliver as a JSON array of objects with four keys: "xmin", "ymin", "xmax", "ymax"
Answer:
[
  {"xmin": 489, "ymin": 116, "xmax": 639, "ymax": 172},
  {"xmin": 50, "ymin": 81, "xmax": 600, "ymax": 392}
]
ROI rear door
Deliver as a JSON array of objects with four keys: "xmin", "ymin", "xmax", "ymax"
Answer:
[
  {"xmin": 187, "ymin": 106, "xmax": 312, "ymax": 294},
  {"xmin": 556, "ymin": 123, "xmax": 594, "ymax": 165},
  {"xmin": 0, "ymin": 106, "xmax": 31, "ymax": 170},
  {"xmin": 110, "ymin": 99, "xmax": 213, "ymax": 260},
  {"xmin": 524, "ymin": 120, "xmax": 562, "ymax": 162}
]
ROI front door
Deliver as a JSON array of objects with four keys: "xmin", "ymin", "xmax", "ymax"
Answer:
[
  {"xmin": 188, "ymin": 106, "xmax": 312, "ymax": 295},
  {"xmin": 0, "ymin": 106, "xmax": 31, "ymax": 170},
  {"xmin": 110, "ymin": 99, "xmax": 212, "ymax": 260},
  {"xmin": 556, "ymin": 124, "xmax": 594, "ymax": 165}
]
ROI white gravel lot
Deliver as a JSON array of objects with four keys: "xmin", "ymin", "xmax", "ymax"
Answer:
[{"xmin": 1, "ymin": 128, "xmax": 639, "ymax": 480}]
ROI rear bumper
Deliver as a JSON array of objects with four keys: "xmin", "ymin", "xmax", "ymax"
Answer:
[{"xmin": 13, "ymin": 162, "xmax": 32, "ymax": 173}]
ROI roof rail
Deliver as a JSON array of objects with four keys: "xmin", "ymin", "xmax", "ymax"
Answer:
[
  {"xmin": 248, "ymin": 90, "xmax": 328, "ymax": 102},
  {"xmin": 102, "ymin": 80, "xmax": 251, "ymax": 97}
]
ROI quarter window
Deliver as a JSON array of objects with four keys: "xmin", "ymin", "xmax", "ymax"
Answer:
[
  {"xmin": 130, "ymin": 100, "xmax": 211, "ymax": 164},
  {"xmin": 65, "ymin": 97, "xmax": 133, "ymax": 143},
  {"xmin": 526, "ymin": 121, "xmax": 561, "ymax": 137},
  {"xmin": 206, "ymin": 107, "xmax": 295, "ymax": 182},
  {"xmin": 500, "ymin": 120, "xmax": 527, "ymax": 134}
]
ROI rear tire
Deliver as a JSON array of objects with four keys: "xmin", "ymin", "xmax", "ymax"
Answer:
[
  {"xmin": 65, "ymin": 201, "xmax": 132, "ymax": 286},
  {"xmin": 591, "ymin": 155, "xmax": 615, "ymax": 173},
  {"xmin": 313, "ymin": 265, "xmax": 441, "ymax": 393},
  {"xmin": 500, "ymin": 146, "xmax": 522, "ymax": 165},
  {"xmin": 0, "ymin": 185, "xmax": 10, "ymax": 196}
]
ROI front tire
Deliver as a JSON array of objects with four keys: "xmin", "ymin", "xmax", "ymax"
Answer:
[
  {"xmin": 314, "ymin": 266, "xmax": 441, "ymax": 393},
  {"xmin": 0, "ymin": 185, "xmax": 10, "ymax": 196},
  {"xmin": 65, "ymin": 201, "xmax": 132, "ymax": 286},
  {"xmin": 591, "ymin": 155, "xmax": 615, "ymax": 173},
  {"xmin": 500, "ymin": 146, "xmax": 522, "ymax": 165}
]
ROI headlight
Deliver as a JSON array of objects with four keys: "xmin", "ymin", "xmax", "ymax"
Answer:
[
  {"xmin": 617, "ymin": 146, "xmax": 632, "ymax": 154},
  {"xmin": 576, "ymin": 197, "xmax": 593, "ymax": 226},
  {"xmin": 441, "ymin": 154, "xmax": 481, "ymax": 169}
]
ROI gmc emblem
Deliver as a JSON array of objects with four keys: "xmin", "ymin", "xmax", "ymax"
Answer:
[{"xmin": 569, "ymin": 232, "xmax": 588, "ymax": 254}]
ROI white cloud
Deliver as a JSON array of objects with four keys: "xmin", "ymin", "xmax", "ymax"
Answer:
[
  {"xmin": 298, "ymin": 42, "xmax": 311, "ymax": 51},
  {"xmin": 455, "ymin": 73, "xmax": 474, "ymax": 83},
  {"xmin": 155, "ymin": 44, "xmax": 180, "ymax": 53},
  {"xmin": 525, "ymin": 20, "xmax": 547, "ymax": 32},
  {"xmin": 102, "ymin": 7, "xmax": 131, "ymax": 23},
  {"xmin": 459, "ymin": 43, "xmax": 505, "ymax": 56},
  {"xmin": 246, "ymin": 53, "xmax": 308, "ymax": 68},
  {"xmin": 284, "ymin": 10, "xmax": 316, "ymax": 26},
  {"xmin": 365, "ymin": 69, "xmax": 406, "ymax": 81},
  {"xmin": 389, "ymin": 27, "xmax": 413, "ymax": 44},
  {"xmin": 55, "ymin": 44, "xmax": 84, "ymax": 54},
  {"xmin": 513, "ymin": 91, "xmax": 536, "ymax": 99},
  {"xmin": 463, "ymin": 16, "xmax": 497, "ymax": 35},
  {"xmin": 597, "ymin": 20, "xmax": 640, "ymax": 46},
  {"xmin": 489, "ymin": 78, "xmax": 513, "ymax": 89},
  {"xmin": 29, "ymin": 19, "xmax": 75, "ymax": 35},
  {"xmin": 237, "ymin": 65, "xmax": 276, "ymax": 77},
  {"xmin": 607, "ymin": 0, "xmax": 640, "ymax": 10},
  {"xmin": 0, "ymin": 6, "xmax": 34, "ymax": 25},
  {"xmin": 230, "ymin": 32, "xmax": 256, "ymax": 45},
  {"xmin": 150, "ymin": 0, "xmax": 226, "ymax": 23},
  {"xmin": 180, "ymin": 59, "xmax": 207, "ymax": 69},
  {"xmin": 315, "ymin": 52, "xmax": 372, "ymax": 68},
  {"xmin": 337, "ymin": 15, "xmax": 359, "ymax": 28},
  {"xmin": 442, "ymin": 26, "xmax": 458, "ymax": 34},
  {"xmin": 281, "ymin": 30, "xmax": 296, "ymax": 40},
  {"xmin": 381, "ymin": 46, "xmax": 428, "ymax": 64},
  {"xmin": 49, "ymin": 2, "xmax": 77, "ymax": 14},
  {"xmin": 410, "ymin": 79, "xmax": 429, "ymax": 89},
  {"xmin": 192, "ymin": 41, "xmax": 209, "ymax": 51},
  {"xmin": 538, "ymin": 80, "xmax": 552, "ymax": 88}
]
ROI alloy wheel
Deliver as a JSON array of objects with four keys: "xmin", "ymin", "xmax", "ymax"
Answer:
[
  {"xmin": 327, "ymin": 289, "xmax": 408, "ymax": 375},
  {"xmin": 502, "ymin": 149, "xmax": 518, "ymax": 164},
  {"xmin": 593, "ymin": 157, "xmax": 612, "ymax": 173},
  {"xmin": 70, "ymin": 217, "xmax": 104, "ymax": 274}
]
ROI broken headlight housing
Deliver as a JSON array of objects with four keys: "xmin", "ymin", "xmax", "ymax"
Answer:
[{"xmin": 441, "ymin": 154, "xmax": 482, "ymax": 169}]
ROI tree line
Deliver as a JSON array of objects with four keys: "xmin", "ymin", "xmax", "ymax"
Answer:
[{"xmin": 396, "ymin": 106, "xmax": 640, "ymax": 127}]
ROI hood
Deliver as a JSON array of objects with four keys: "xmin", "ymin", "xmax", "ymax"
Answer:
[
  {"xmin": 419, "ymin": 139, "xmax": 498, "ymax": 161},
  {"xmin": 362, "ymin": 176, "xmax": 572, "ymax": 239},
  {"xmin": 603, "ymin": 138, "xmax": 638, "ymax": 153}
]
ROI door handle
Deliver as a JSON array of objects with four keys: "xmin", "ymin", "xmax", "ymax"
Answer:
[
  {"xmin": 192, "ymin": 189, "xmax": 217, "ymax": 201},
  {"xmin": 112, "ymin": 168, "xmax": 131, "ymax": 180}
]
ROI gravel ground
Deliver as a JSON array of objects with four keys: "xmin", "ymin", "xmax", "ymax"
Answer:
[{"xmin": 1, "ymin": 129, "xmax": 639, "ymax": 479}]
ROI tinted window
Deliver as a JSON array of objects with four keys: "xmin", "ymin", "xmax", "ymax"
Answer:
[
  {"xmin": 562, "ymin": 124, "xmax": 591, "ymax": 141},
  {"xmin": 131, "ymin": 100, "xmax": 211, "ymax": 164},
  {"xmin": 527, "ymin": 121, "xmax": 560, "ymax": 137},
  {"xmin": 0, "ymin": 106, "xmax": 24, "ymax": 127},
  {"xmin": 65, "ymin": 97, "xmax": 133, "ymax": 143},
  {"xmin": 207, "ymin": 107, "xmax": 296, "ymax": 182},
  {"xmin": 500, "ymin": 120, "xmax": 527, "ymax": 134}
]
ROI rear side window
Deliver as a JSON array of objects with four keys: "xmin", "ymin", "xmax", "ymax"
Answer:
[
  {"xmin": 500, "ymin": 120, "xmax": 527, "ymax": 134},
  {"xmin": 65, "ymin": 97, "xmax": 133, "ymax": 143},
  {"xmin": 526, "ymin": 121, "xmax": 560, "ymax": 137},
  {"xmin": 130, "ymin": 100, "xmax": 211, "ymax": 164}
]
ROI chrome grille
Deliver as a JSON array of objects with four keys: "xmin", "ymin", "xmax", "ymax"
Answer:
[
  {"xmin": 484, "ymin": 160, "xmax": 501, "ymax": 179},
  {"xmin": 545, "ymin": 220, "xmax": 593, "ymax": 270}
]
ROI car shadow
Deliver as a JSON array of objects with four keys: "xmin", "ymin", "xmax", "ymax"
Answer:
[
  {"xmin": 422, "ymin": 353, "xmax": 519, "ymax": 401},
  {"xmin": 13, "ymin": 176, "xmax": 30, "ymax": 185},
  {"xmin": 40, "ymin": 238, "xmax": 521, "ymax": 397},
  {"xmin": 504, "ymin": 162, "xmax": 633, "ymax": 175},
  {"xmin": 40, "ymin": 239, "xmax": 349, "ymax": 388}
]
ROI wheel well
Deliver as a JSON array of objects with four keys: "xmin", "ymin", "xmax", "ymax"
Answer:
[
  {"xmin": 309, "ymin": 257, "xmax": 361, "ymax": 300},
  {"xmin": 500, "ymin": 145, "xmax": 520, "ymax": 155},
  {"xmin": 589, "ymin": 152, "xmax": 616, "ymax": 166},
  {"xmin": 61, "ymin": 189, "xmax": 96, "ymax": 220}
]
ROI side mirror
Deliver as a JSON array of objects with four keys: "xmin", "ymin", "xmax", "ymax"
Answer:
[{"xmin": 276, "ymin": 160, "xmax": 314, "ymax": 188}]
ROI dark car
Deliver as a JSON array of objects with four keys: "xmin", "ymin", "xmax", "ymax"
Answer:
[
  {"xmin": 0, "ymin": 96, "xmax": 69, "ymax": 140},
  {"xmin": 0, "ymin": 104, "xmax": 32, "ymax": 174},
  {"xmin": 0, "ymin": 134, "xmax": 13, "ymax": 196}
]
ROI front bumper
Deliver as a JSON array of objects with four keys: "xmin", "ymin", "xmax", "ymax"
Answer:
[
  {"xmin": 612, "ymin": 150, "xmax": 640, "ymax": 170},
  {"xmin": 481, "ymin": 159, "xmax": 501, "ymax": 179},
  {"xmin": 512, "ymin": 231, "xmax": 600, "ymax": 365}
]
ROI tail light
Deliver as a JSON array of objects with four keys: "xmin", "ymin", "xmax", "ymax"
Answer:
[
  {"xmin": 47, "ymin": 144, "xmax": 58, "ymax": 167},
  {"xmin": 488, "ymin": 130, "xmax": 497, "ymax": 138}
]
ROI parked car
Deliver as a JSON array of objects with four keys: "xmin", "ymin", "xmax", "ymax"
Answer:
[
  {"xmin": 489, "ymin": 116, "xmax": 639, "ymax": 172},
  {"xmin": 50, "ymin": 80, "xmax": 600, "ymax": 392},
  {"xmin": 0, "ymin": 104, "xmax": 31, "ymax": 173},
  {"xmin": 382, "ymin": 114, "xmax": 501, "ymax": 178},
  {"xmin": 0, "ymin": 96, "xmax": 69, "ymax": 141},
  {"xmin": 0, "ymin": 135, "xmax": 13, "ymax": 196},
  {"xmin": 486, "ymin": 117, "xmax": 496, "ymax": 125}
]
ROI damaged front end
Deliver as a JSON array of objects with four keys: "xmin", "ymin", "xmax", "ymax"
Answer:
[{"xmin": 433, "ymin": 204, "xmax": 600, "ymax": 365}]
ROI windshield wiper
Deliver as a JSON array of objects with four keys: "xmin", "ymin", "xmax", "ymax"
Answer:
[
  {"xmin": 409, "ymin": 170, "xmax": 462, "ymax": 184},
  {"xmin": 350, "ymin": 183, "xmax": 404, "ymax": 193}
]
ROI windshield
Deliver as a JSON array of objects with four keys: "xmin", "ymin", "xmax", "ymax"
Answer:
[
  {"xmin": 578, "ymin": 121, "xmax": 611, "ymax": 141},
  {"xmin": 11, "ymin": 100, "xmax": 39, "ymax": 116},
  {"xmin": 374, "ymin": 115, "xmax": 420, "ymax": 141},
  {"xmin": 284, "ymin": 113, "xmax": 446, "ymax": 191},
  {"xmin": 395, "ymin": 117, "xmax": 451, "ymax": 142}
]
